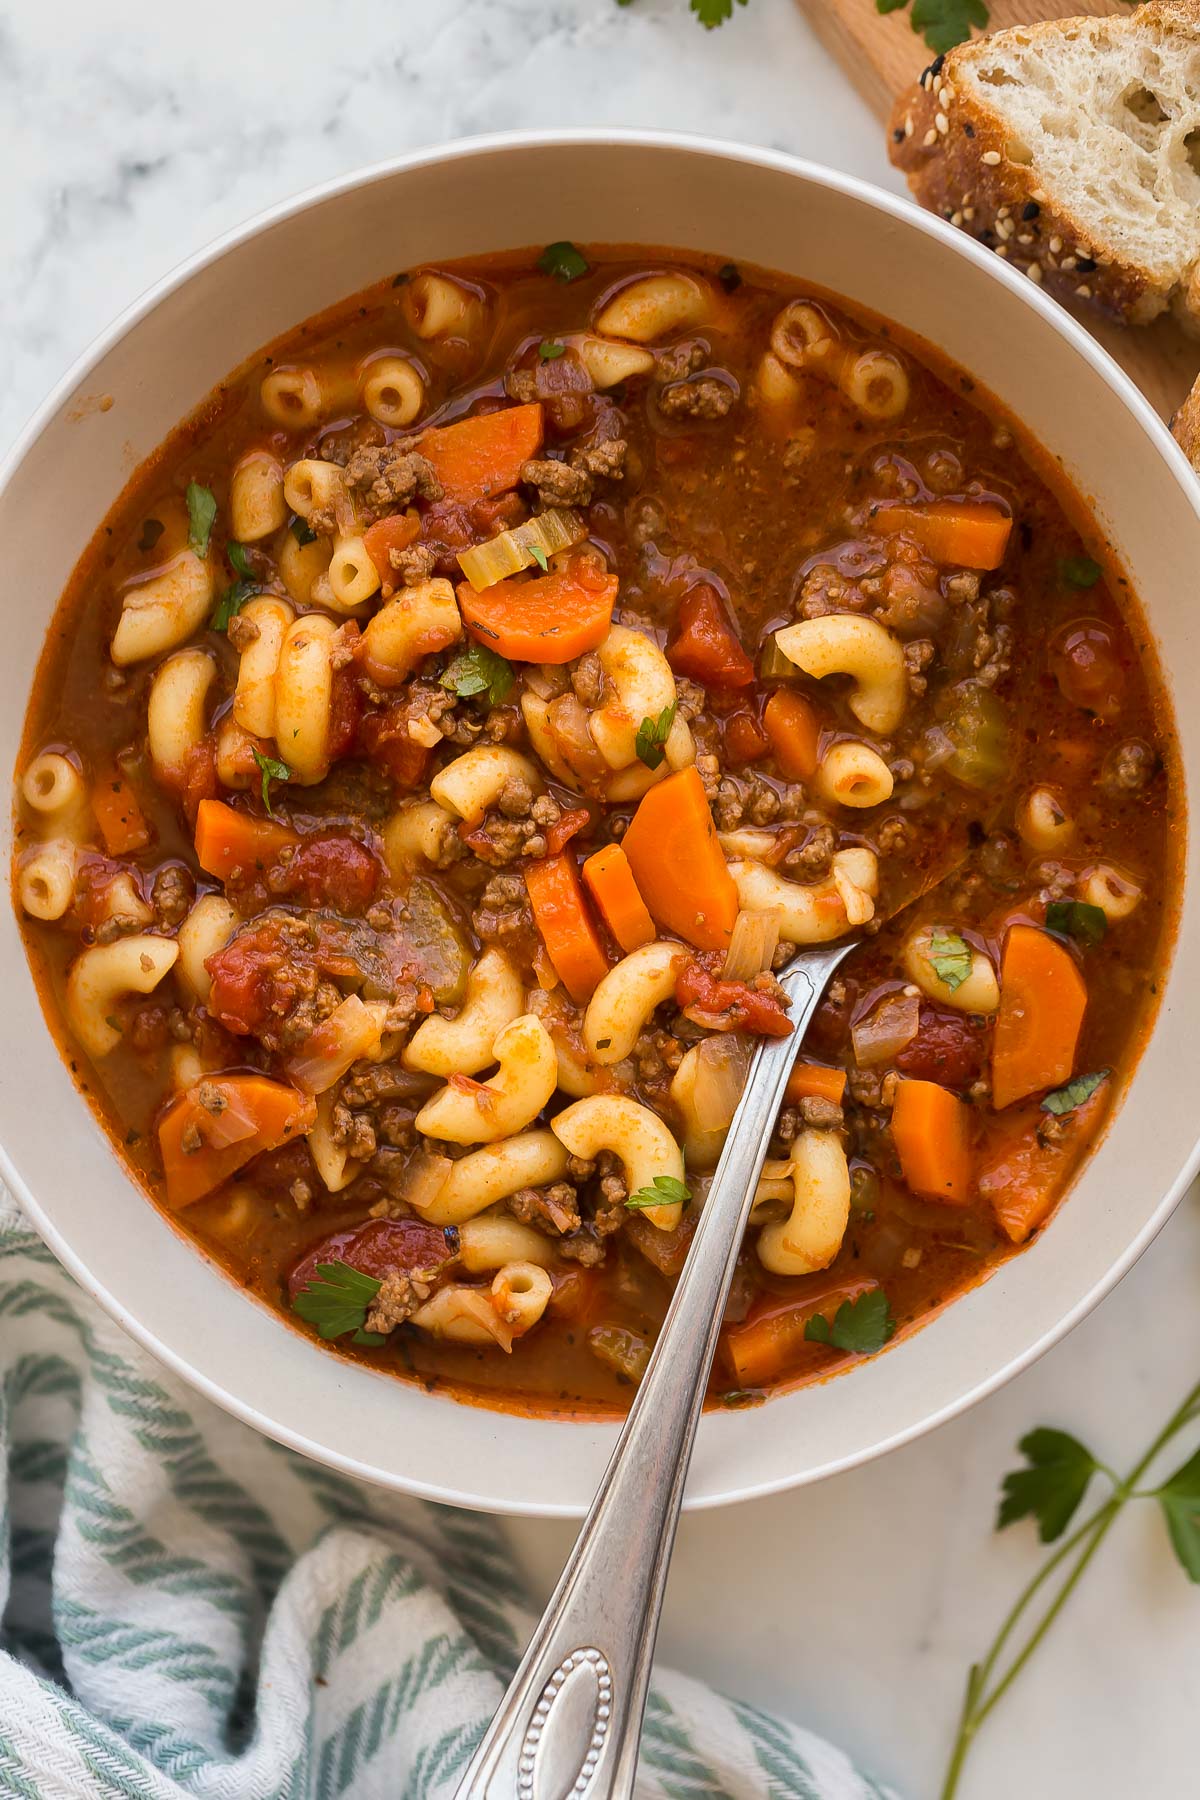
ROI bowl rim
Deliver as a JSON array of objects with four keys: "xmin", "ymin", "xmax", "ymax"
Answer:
[{"xmin": 3, "ymin": 126, "xmax": 1198, "ymax": 1517}]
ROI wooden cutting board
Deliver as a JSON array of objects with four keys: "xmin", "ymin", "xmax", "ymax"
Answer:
[{"xmin": 794, "ymin": 0, "xmax": 1200, "ymax": 420}]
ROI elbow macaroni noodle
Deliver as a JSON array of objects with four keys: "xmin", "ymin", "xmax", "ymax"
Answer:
[{"xmin": 774, "ymin": 614, "xmax": 908, "ymax": 736}]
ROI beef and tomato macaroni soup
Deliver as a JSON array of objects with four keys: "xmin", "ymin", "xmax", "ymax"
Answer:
[{"xmin": 13, "ymin": 248, "xmax": 1179, "ymax": 1415}]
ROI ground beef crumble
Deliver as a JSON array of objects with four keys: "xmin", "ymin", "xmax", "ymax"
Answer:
[{"xmin": 339, "ymin": 443, "xmax": 442, "ymax": 526}]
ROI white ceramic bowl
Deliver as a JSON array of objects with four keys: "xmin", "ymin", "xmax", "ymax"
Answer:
[{"xmin": 1, "ymin": 132, "xmax": 1197, "ymax": 1517}]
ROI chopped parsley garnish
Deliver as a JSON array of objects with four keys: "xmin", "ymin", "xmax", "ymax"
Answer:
[
  {"xmin": 186, "ymin": 481, "xmax": 217, "ymax": 558},
  {"xmin": 1045, "ymin": 899, "xmax": 1107, "ymax": 949},
  {"xmin": 635, "ymin": 702, "xmax": 677, "ymax": 771},
  {"xmin": 291, "ymin": 1260, "xmax": 386, "ymax": 1344},
  {"xmin": 530, "ymin": 544, "xmax": 550, "ymax": 572},
  {"xmin": 441, "ymin": 643, "xmax": 515, "ymax": 707},
  {"xmin": 291, "ymin": 515, "xmax": 317, "ymax": 545},
  {"xmin": 1041, "ymin": 1070, "xmax": 1109, "ymax": 1116},
  {"xmin": 537, "ymin": 241, "xmax": 589, "ymax": 283},
  {"xmin": 138, "ymin": 518, "xmax": 165, "ymax": 552},
  {"xmin": 805, "ymin": 1288, "xmax": 896, "ymax": 1355},
  {"xmin": 998, "ymin": 1428, "xmax": 1099, "ymax": 1542},
  {"xmin": 690, "ymin": 0, "xmax": 748, "ymax": 24},
  {"xmin": 252, "ymin": 748, "xmax": 291, "ymax": 818},
  {"xmin": 539, "ymin": 339, "xmax": 566, "ymax": 361},
  {"xmin": 875, "ymin": 0, "xmax": 988, "ymax": 54},
  {"xmin": 209, "ymin": 541, "xmax": 261, "ymax": 632},
  {"xmin": 625, "ymin": 1174, "xmax": 691, "ymax": 1211},
  {"xmin": 926, "ymin": 926, "xmax": 973, "ymax": 992},
  {"xmin": 1061, "ymin": 554, "xmax": 1102, "ymax": 588}
]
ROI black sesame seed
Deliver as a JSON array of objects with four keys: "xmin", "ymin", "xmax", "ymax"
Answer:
[
  {"xmin": 1076, "ymin": 256, "xmax": 1097, "ymax": 272},
  {"xmin": 964, "ymin": 122, "xmax": 975, "ymax": 138},
  {"xmin": 1022, "ymin": 201, "xmax": 1041, "ymax": 220}
]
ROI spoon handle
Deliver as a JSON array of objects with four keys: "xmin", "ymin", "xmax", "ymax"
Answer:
[{"xmin": 453, "ymin": 938, "xmax": 857, "ymax": 1800}]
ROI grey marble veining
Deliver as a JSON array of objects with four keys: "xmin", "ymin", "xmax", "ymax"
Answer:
[{"xmin": 3, "ymin": 3, "xmax": 1198, "ymax": 1795}]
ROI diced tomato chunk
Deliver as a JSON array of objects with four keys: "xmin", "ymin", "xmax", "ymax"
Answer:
[
  {"xmin": 667, "ymin": 583, "xmax": 755, "ymax": 689},
  {"xmin": 723, "ymin": 707, "xmax": 770, "ymax": 765},
  {"xmin": 273, "ymin": 833, "xmax": 382, "ymax": 914},
  {"xmin": 895, "ymin": 1005, "xmax": 987, "ymax": 1090},
  {"xmin": 288, "ymin": 1217, "xmax": 455, "ymax": 1301},
  {"xmin": 357, "ymin": 703, "xmax": 434, "ymax": 790},
  {"xmin": 675, "ymin": 958, "xmax": 792, "ymax": 1037}
]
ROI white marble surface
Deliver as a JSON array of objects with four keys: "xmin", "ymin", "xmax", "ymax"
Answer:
[{"xmin": 4, "ymin": 1, "xmax": 1199, "ymax": 1794}]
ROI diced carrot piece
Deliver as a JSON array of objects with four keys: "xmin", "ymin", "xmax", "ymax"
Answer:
[
  {"xmin": 91, "ymin": 762, "xmax": 151, "ymax": 855},
  {"xmin": 525, "ymin": 853, "xmax": 611, "ymax": 1004},
  {"xmin": 978, "ymin": 1090, "xmax": 1107, "ymax": 1243},
  {"xmin": 666, "ymin": 583, "xmax": 755, "ymax": 689},
  {"xmin": 891, "ymin": 1077, "xmax": 974, "ymax": 1204},
  {"xmin": 763, "ymin": 690, "xmax": 822, "ymax": 780},
  {"xmin": 868, "ymin": 500, "xmax": 1012, "ymax": 570},
  {"xmin": 362, "ymin": 510, "xmax": 420, "ymax": 586},
  {"xmin": 582, "ymin": 843, "xmax": 657, "ymax": 954},
  {"xmin": 723, "ymin": 1277, "xmax": 879, "ymax": 1388},
  {"xmin": 456, "ymin": 557, "xmax": 616, "ymax": 663},
  {"xmin": 785, "ymin": 1062, "xmax": 847, "ymax": 1107},
  {"xmin": 419, "ymin": 402, "xmax": 544, "ymax": 502},
  {"xmin": 621, "ymin": 766, "xmax": 738, "ymax": 952},
  {"xmin": 992, "ymin": 925, "xmax": 1088, "ymax": 1110},
  {"xmin": 158, "ymin": 1074, "xmax": 316, "ymax": 1209},
  {"xmin": 194, "ymin": 799, "xmax": 298, "ymax": 883}
]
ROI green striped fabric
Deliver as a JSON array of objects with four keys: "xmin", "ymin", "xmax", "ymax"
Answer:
[{"xmin": 0, "ymin": 1191, "xmax": 897, "ymax": 1799}]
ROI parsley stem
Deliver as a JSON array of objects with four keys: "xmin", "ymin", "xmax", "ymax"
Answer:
[{"xmin": 941, "ymin": 1376, "xmax": 1200, "ymax": 1799}]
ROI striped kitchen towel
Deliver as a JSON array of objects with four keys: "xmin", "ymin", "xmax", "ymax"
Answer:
[{"xmin": 0, "ymin": 1189, "xmax": 896, "ymax": 1799}]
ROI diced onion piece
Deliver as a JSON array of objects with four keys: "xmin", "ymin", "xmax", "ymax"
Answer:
[
  {"xmin": 691, "ymin": 1034, "xmax": 751, "ymax": 1132},
  {"xmin": 457, "ymin": 507, "xmax": 587, "ymax": 591},
  {"xmin": 722, "ymin": 908, "xmax": 782, "ymax": 982},
  {"xmin": 285, "ymin": 994, "xmax": 387, "ymax": 1095},
  {"xmin": 851, "ymin": 991, "xmax": 920, "ymax": 1068},
  {"xmin": 194, "ymin": 1091, "xmax": 263, "ymax": 1151},
  {"xmin": 405, "ymin": 1149, "xmax": 455, "ymax": 1212}
]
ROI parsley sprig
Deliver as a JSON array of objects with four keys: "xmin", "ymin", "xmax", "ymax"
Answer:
[
  {"xmin": 943, "ymin": 1378, "xmax": 1200, "ymax": 1797},
  {"xmin": 926, "ymin": 926, "xmax": 972, "ymax": 992},
  {"xmin": 616, "ymin": 0, "xmax": 748, "ymax": 21},
  {"xmin": 804, "ymin": 1288, "xmax": 896, "ymax": 1355},
  {"xmin": 625, "ymin": 1174, "xmax": 691, "ymax": 1212},
  {"xmin": 537, "ymin": 241, "xmax": 589, "ymax": 283},
  {"xmin": 210, "ymin": 542, "xmax": 261, "ymax": 632},
  {"xmin": 186, "ymin": 481, "xmax": 217, "ymax": 557},
  {"xmin": 291, "ymin": 1261, "xmax": 387, "ymax": 1345},
  {"xmin": 1041, "ymin": 1069, "xmax": 1108, "ymax": 1117},
  {"xmin": 1045, "ymin": 899, "xmax": 1107, "ymax": 949},
  {"xmin": 252, "ymin": 747, "xmax": 291, "ymax": 818},
  {"xmin": 441, "ymin": 644, "xmax": 515, "ymax": 707},
  {"xmin": 876, "ymin": 0, "xmax": 988, "ymax": 55},
  {"xmin": 635, "ymin": 702, "xmax": 677, "ymax": 771}
]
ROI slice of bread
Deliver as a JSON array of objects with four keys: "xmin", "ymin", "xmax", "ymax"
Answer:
[{"xmin": 889, "ymin": 0, "xmax": 1200, "ymax": 331}]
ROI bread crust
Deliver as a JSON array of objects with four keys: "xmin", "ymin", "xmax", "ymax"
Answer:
[
  {"xmin": 1171, "ymin": 374, "xmax": 1200, "ymax": 468},
  {"xmin": 888, "ymin": 2, "xmax": 1200, "ymax": 332}
]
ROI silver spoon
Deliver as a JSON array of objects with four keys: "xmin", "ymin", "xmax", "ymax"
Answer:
[{"xmin": 454, "ymin": 936, "xmax": 858, "ymax": 1800}]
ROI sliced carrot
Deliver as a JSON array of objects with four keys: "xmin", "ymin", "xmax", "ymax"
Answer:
[
  {"xmin": 891, "ymin": 1077, "xmax": 974, "ymax": 1204},
  {"xmin": 362, "ymin": 509, "xmax": 420, "ymax": 587},
  {"xmin": 419, "ymin": 402, "xmax": 544, "ymax": 502},
  {"xmin": 723, "ymin": 1277, "xmax": 879, "ymax": 1388},
  {"xmin": 992, "ymin": 924, "xmax": 1088, "ymax": 1110},
  {"xmin": 525, "ymin": 853, "xmax": 611, "ymax": 1004},
  {"xmin": 978, "ymin": 1090, "xmax": 1107, "ymax": 1243},
  {"xmin": 785, "ymin": 1062, "xmax": 847, "ymax": 1108},
  {"xmin": 582, "ymin": 843, "xmax": 657, "ymax": 954},
  {"xmin": 158, "ymin": 1073, "xmax": 316, "ymax": 1209},
  {"xmin": 621, "ymin": 765, "xmax": 738, "ymax": 953},
  {"xmin": 868, "ymin": 500, "xmax": 1012, "ymax": 570},
  {"xmin": 763, "ymin": 690, "xmax": 822, "ymax": 780},
  {"xmin": 91, "ymin": 762, "xmax": 151, "ymax": 855},
  {"xmin": 456, "ymin": 557, "xmax": 616, "ymax": 663},
  {"xmin": 194, "ymin": 798, "xmax": 298, "ymax": 884}
]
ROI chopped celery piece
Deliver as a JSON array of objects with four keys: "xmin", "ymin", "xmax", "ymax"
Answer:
[
  {"xmin": 943, "ymin": 683, "xmax": 1009, "ymax": 790},
  {"xmin": 586, "ymin": 1324, "xmax": 652, "ymax": 1386},
  {"xmin": 758, "ymin": 636, "xmax": 796, "ymax": 681},
  {"xmin": 457, "ymin": 507, "xmax": 586, "ymax": 591}
]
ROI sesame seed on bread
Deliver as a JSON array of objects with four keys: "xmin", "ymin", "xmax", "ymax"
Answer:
[{"xmin": 888, "ymin": 0, "xmax": 1200, "ymax": 333}]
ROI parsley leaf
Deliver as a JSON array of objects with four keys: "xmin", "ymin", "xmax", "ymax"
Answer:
[
  {"xmin": 291, "ymin": 515, "xmax": 317, "ymax": 545},
  {"xmin": 209, "ymin": 542, "xmax": 261, "ymax": 632},
  {"xmin": 926, "ymin": 926, "xmax": 973, "ymax": 991},
  {"xmin": 690, "ymin": 0, "xmax": 748, "ymax": 24},
  {"xmin": 1156, "ymin": 1445, "xmax": 1200, "ymax": 1581},
  {"xmin": 877, "ymin": 0, "xmax": 988, "ymax": 53},
  {"xmin": 186, "ymin": 481, "xmax": 217, "ymax": 558},
  {"xmin": 625, "ymin": 1174, "xmax": 691, "ymax": 1211},
  {"xmin": 1045, "ymin": 899, "xmax": 1107, "ymax": 949},
  {"xmin": 997, "ymin": 1427, "xmax": 1098, "ymax": 1542},
  {"xmin": 138, "ymin": 518, "xmax": 165, "ymax": 552},
  {"xmin": 805, "ymin": 1288, "xmax": 896, "ymax": 1355},
  {"xmin": 292, "ymin": 1260, "xmax": 382, "ymax": 1340},
  {"xmin": 1061, "ymin": 555, "xmax": 1102, "ymax": 588},
  {"xmin": 635, "ymin": 702, "xmax": 677, "ymax": 771},
  {"xmin": 252, "ymin": 747, "xmax": 291, "ymax": 818},
  {"xmin": 440, "ymin": 644, "xmax": 515, "ymax": 707},
  {"xmin": 539, "ymin": 340, "xmax": 566, "ymax": 361},
  {"xmin": 530, "ymin": 544, "xmax": 550, "ymax": 572},
  {"xmin": 537, "ymin": 241, "xmax": 590, "ymax": 283},
  {"xmin": 1041, "ymin": 1070, "xmax": 1109, "ymax": 1116}
]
